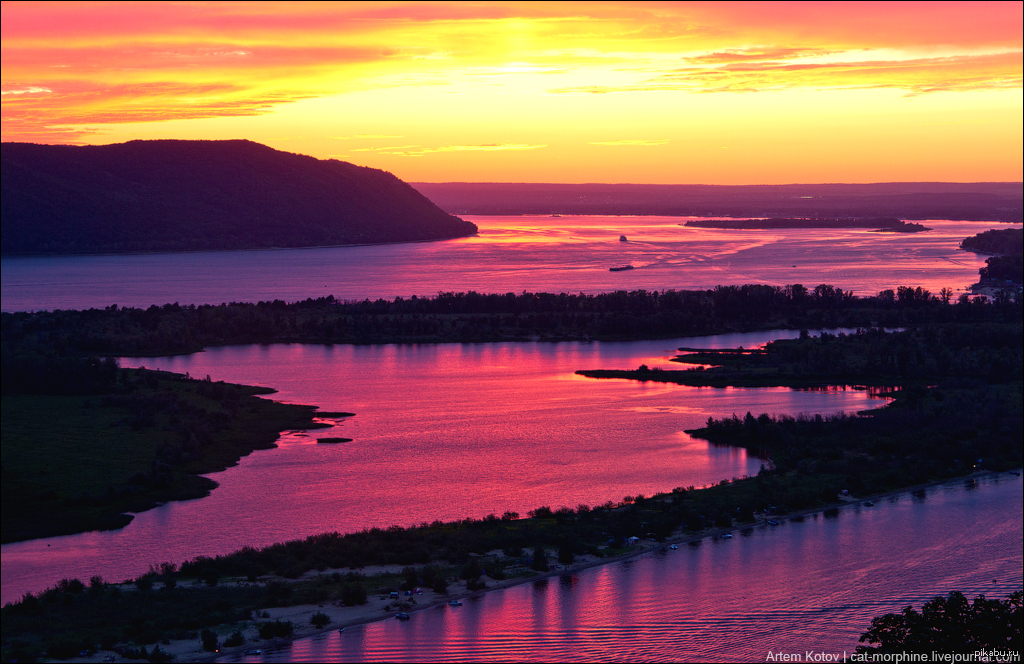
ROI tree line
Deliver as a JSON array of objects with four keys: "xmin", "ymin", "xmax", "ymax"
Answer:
[{"xmin": 4, "ymin": 283, "xmax": 1018, "ymax": 361}]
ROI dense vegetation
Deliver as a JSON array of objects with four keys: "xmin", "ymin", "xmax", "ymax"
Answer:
[
  {"xmin": 1, "ymin": 140, "xmax": 477, "ymax": 255},
  {"xmin": 858, "ymin": 591, "xmax": 1022, "ymax": 654},
  {"xmin": 979, "ymin": 254, "xmax": 1024, "ymax": 284},
  {"xmin": 961, "ymin": 227, "xmax": 1024, "ymax": 286},
  {"xmin": 3, "ymin": 283, "xmax": 1015, "ymax": 358},
  {"xmin": 580, "ymin": 318, "xmax": 1023, "ymax": 387},
  {"xmin": 1, "ymin": 368, "xmax": 328, "ymax": 542},
  {"xmin": 413, "ymin": 181, "xmax": 1023, "ymax": 221},
  {"xmin": 683, "ymin": 217, "xmax": 929, "ymax": 232},
  {"xmin": 960, "ymin": 228, "xmax": 1023, "ymax": 256}
]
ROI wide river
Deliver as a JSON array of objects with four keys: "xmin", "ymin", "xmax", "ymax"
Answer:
[
  {"xmin": 224, "ymin": 474, "xmax": 1023, "ymax": 663},
  {"xmin": 2, "ymin": 215, "xmax": 1021, "ymax": 662},
  {"xmin": 1, "ymin": 216, "xmax": 1012, "ymax": 312}
]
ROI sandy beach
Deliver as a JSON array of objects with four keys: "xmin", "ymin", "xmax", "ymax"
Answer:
[{"xmin": 54, "ymin": 468, "xmax": 1018, "ymax": 664}]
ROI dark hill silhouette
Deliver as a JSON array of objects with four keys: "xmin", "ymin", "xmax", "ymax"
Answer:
[{"xmin": 1, "ymin": 140, "xmax": 477, "ymax": 255}]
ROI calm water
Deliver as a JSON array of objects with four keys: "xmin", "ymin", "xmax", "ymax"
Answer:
[
  {"xmin": 226, "ymin": 474, "xmax": 1023, "ymax": 663},
  {"xmin": 1, "ymin": 216, "xmax": 1008, "ymax": 312},
  {"xmin": 1, "ymin": 331, "xmax": 886, "ymax": 604},
  {"xmin": 2, "ymin": 215, "xmax": 1020, "ymax": 659}
]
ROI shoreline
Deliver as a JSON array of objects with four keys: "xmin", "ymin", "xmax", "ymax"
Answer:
[{"xmin": 69, "ymin": 467, "xmax": 1013, "ymax": 664}]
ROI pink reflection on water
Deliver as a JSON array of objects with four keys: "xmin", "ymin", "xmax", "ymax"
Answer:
[
  {"xmin": 2, "ymin": 217, "xmax": 1011, "ymax": 312},
  {"xmin": 253, "ymin": 476, "xmax": 1022, "ymax": 663},
  {"xmin": 1, "ymin": 333, "xmax": 889, "ymax": 603}
]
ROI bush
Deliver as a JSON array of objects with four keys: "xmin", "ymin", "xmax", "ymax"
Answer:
[
  {"xmin": 460, "ymin": 560, "xmax": 483, "ymax": 581},
  {"xmin": 310, "ymin": 612, "xmax": 330, "ymax": 628},
  {"xmin": 531, "ymin": 546, "xmax": 549, "ymax": 571},
  {"xmin": 340, "ymin": 581, "xmax": 367, "ymax": 606},
  {"xmin": 399, "ymin": 566, "xmax": 418, "ymax": 591},
  {"xmin": 200, "ymin": 628, "xmax": 218, "ymax": 652},
  {"xmin": 223, "ymin": 631, "xmax": 245, "ymax": 647},
  {"xmin": 258, "ymin": 620, "xmax": 293, "ymax": 640}
]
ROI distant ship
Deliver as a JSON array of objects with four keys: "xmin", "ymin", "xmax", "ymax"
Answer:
[
  {"xmin": 620, "ymin": 235, "xmax": 628, "ymax": 242},
  {"xmin": 609, "ymin": 265, "xmax": 634, "ymax": 272}
]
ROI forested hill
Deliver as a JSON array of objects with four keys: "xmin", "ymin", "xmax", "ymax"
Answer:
[{"xmin": 1, "ymin": 140, "xmax": 477, "ymax": 255}]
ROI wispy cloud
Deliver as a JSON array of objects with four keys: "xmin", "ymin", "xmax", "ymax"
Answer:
[
  {"xmin": 1, "ymin": 86, "xmax": 52, "ymax": 95},
  {"xmin": 359, "ymin": 143, "xmax": 549, "ymax": 157},
  {"xmin": 351, "ymin": 144, "xmax": 420, "ymax": 152},
  {"xmin": 551, "ymin": 49, "xmax": 1023, "ymax": 96}
]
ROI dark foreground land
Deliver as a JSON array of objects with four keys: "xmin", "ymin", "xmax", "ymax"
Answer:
[
  {"xmin": 2, "ymin": 287, "xmax": 1021, "ymax": 661},
  {"xmin": 1, "ymin": 369, "xmax": 331, "ymax": 543}
]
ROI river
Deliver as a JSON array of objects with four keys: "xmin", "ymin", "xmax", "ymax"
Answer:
[
  {"xmin": 1, "ymin": 216, "xmax": 1008, "ymax": 312},
  {"xmin": 2, "ymin": 330, "xmax": 888, "ymax": 604},
  {"xmin": 224, "ymin": 473, "xmax": 1023, "ymax": 663},
  {"xmin": 2, "ymin": 215, "xmax": 1020, "ymax": 662}
]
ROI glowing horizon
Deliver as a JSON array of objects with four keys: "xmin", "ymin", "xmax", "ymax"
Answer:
[{"xmin": 2, "ymin": 1, "xmax": 1021, "ymax": 184}]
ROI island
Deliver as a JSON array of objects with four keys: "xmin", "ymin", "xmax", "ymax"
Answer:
[{"xmin": 682, "ymin": 217, "xmax": 930, "ymax": 232}]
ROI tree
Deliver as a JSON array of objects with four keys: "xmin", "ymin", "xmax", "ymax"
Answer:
[
  {"xmin": 858, "ymin": 591, "xmax": 1022, "ymax": 653},
  {"xmin": 531, "ymin": 546, "xmax": 549, "ymax": 571}
]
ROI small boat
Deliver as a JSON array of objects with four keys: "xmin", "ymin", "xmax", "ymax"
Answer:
[
  {"xmin": 609, "ymin": 265, "xmax": 634, "ymax": 272},
  {"xmin": 864, "ymin": 501, "xmax": 874, "ymax": 507},
  {"xmin": 395, "ymin": 612, "xmax": 411, "ymax": 621},
  {"xmin": 448, "ymin": 600, "xmax": 463, "ymax": 606},
  {"xmin": 720, "ymin": 533, "xmax": 733, "ymax": 539},
  {"xmin": 244, "ymin": 650, "xmax": 263, "ymax": 656},
  {"xmin": 619, "ymin": 235, "xmax": 628, "ymax": 242},
  {"xmin": 668, "ymin": 544, "xmax": 678, "ymax": 550},
  {"xmin": 766, "ymin": 519, "xmax": 780, "ymax": 526}
]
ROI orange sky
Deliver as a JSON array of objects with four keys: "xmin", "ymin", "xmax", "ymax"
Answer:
[{"xmin": 2, "ymin": 1, "xmax": 1021, "ymax": 184}]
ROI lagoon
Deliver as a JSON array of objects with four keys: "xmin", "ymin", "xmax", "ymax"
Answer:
[{"xmin": 2, "ymin": 331, "xmax": 886, "ymax": 604}]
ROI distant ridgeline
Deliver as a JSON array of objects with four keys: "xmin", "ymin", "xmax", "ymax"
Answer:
[
  {"xmin": 412, "ymin": 181, "xmax": 1023, "ymax": 221},
  {"xmin": 1, "ymin": 140, "xmax": 477, "ymax": 255},
  {"xmin": 682, "ymin": 217, "xmax": 930, "ymax": 232}
]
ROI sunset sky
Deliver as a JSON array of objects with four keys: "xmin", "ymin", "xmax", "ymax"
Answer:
[{"xmin": 2, "ymin": 1, "xmax": 1021, "ymax": 184}]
